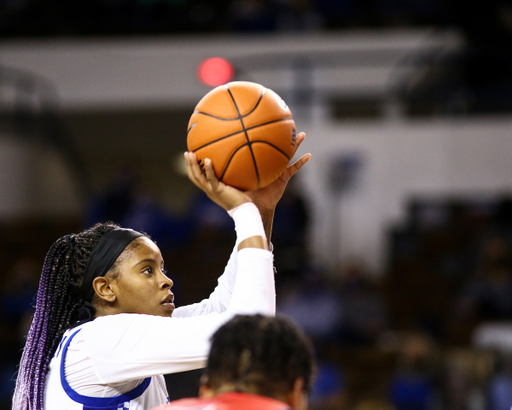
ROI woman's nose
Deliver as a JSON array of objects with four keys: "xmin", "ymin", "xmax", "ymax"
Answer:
[{"xmin": 159, "ymin": 273, "xmax": 173, "ymax": 289}]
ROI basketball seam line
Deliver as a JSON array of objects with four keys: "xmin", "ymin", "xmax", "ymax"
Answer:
[
  {"xmin": 218, "ymin": 140, "xmax": 292, "ymax": 184},
  {"xmin": 224, "ymin": 86, "xmax": 266, "ymax": 188},
  {"xmin": 219, "ymin": 143, "xmax": 252, "ymax": 183},
  {"xmin": 189, "ymin": 89, "xmax": 267, "ymax": 123},
  {"xmin": 249, "ymin": 140, "xmax": 292, "ymax": 160},
  {"xmin": 187, "ymin": 122, "xmax": 197, "ymax": 133},
  {"xmin": 189, "ymin": 117, "xmax": 293, "ymax": 151}
]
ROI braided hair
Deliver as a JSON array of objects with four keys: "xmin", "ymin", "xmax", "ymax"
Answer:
[
  {"xmin": 205, "ymin": 314, "xmax": 315, "ymax": 399},
  {"xmin": 12, "ymin": 222, "xmax": 120, "ymax": 410}
]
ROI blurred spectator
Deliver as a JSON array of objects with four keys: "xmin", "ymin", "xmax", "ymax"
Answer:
[
  {"xmin": 493, "ymin": 195, "xmax": 512, "ymax": 237},
  {"xmin": 85, "ymin": 166, "xmax": 136, "ymax": 226},
  {"xmin": 0, "ymin": 257, "xmax": 39, "ymax": 343},
  {"xmin": 353, "ymin": 399, "xmax": 395, "ymax": 410},
  {"xmin": 121, "ymin": 188, "xmax": 192, "ymax": 252},
  {"xmin": 374, "ymin": 0, "xmax": 443, "ymax": 27},
  {"xmin": 86, "ymin": 166, "xmax": 192, "ymax": 252},
  {"xmin": 444, "ymin": 0, "xmax": 512, "ymax": 114},
  {"xmin": 275, "ymin": 0, "xmax": 323, "ymax": 32},
  {"xmin": 187, "ymin": 191, "xmax": 234, "ymax": 236},
  {"xmin": 0, "ymin": 257, "xmax": 39, "ymax": 408},
  {"xmin": 315, "ymin": 0, "xmax": 361, "ymax": 28},
  {"xmin": 228, "ymin": 0, "xmax": 278, "ymax": 32},
  {"xmin": 272, "ymin": 178, "xmax": 311, "ymax": 285},
  {"xmin": 388, "ymin": 332, "xmax": 439, "ymax": 410},
  {"xmin": 278, "ymin": 271, "xmax": 349, "ymax": 410},
  {"xmin": 277, "ymin": 268, "xmax": 344, "ymax": 343},
  {"xmin": 309, "ymin": 341, "xmax": 349, "ymax": 410},
  {"xmin": 442, "ymin": 348, "xmax": 494, "ymax": 410},
  {"xmin": 336, "ymin": 259, "xmax": 389, "ymax": 346},
  {"xmin": 487, "ymin": 353, "xmax": 512, "ymax": 410},
  {"xmin": 455, "ymin": 235, "xmax": 512, "ymax": 323}
]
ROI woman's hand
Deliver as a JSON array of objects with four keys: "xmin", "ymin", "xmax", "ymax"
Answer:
[
  {"xmin": 184, "ymin": 151, "xmax": 252, "ymax": 211},
  {"xmin": 247, "ymin": 132, "xmax": 311, "ymax": 213},
  {"xmin": 246, "ymin": 132, "xmax": 311, "ymax": 240}
]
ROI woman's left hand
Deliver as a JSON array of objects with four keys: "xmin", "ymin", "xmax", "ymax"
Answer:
[
  {"xmin": 246, "ymin": 131, "xmax": 311, "ymax": 213},
  {"xmin": 184, "ymin": 152, "xmax": 252, "ymax": 211}
]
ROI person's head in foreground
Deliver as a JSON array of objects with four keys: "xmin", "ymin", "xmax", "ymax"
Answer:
[{"xmin": 166, "ymin": 314, "xmax": 315, "ymax": 410}]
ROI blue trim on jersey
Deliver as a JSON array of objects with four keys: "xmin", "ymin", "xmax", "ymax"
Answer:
[{"xmin": 60, "ymin": 328, "xmax": 152, "ymax": 408}]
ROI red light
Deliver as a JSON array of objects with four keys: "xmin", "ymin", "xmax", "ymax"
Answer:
[{"xmin": 197, "ymin": 57, "xmax": 235, "ymax": 87}]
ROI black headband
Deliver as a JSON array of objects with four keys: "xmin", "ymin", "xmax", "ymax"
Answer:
[{"xmin": 80, "ymin": 228, "xmax": 143, "ymax": 302}]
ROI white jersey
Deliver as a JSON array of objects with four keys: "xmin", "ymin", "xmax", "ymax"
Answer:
[{"xmin": 44, "ymin": 246, "xmax": 274, "ymax": 410}]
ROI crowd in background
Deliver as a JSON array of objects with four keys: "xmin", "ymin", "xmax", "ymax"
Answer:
[
  {"xmin": 0, "ymin": 0, "xmax": 448, "ymax": 37},
  {"xmin": 0, "ymin": 0, "xmax": 509, "ymax": 42}
]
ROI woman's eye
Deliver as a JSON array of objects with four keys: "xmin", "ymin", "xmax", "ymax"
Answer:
[{"xmin": 142, "ymin": 267, "xmax": 153, "ymax": 275}]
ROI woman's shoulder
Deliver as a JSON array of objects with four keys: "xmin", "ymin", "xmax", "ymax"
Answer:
[
  {"xmin": 94, "ymin": 313, "xmax": 169, "ymax": 327},
  {"xmin": 62, "ymin": 313, "xmax": 171, "ymax": 357},
  {"xmin": 66, "ymin": 313, "xmax": 168, "ymax": 338}
]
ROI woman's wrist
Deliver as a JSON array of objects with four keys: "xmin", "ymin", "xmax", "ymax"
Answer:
[
  {"xmin": 238, "ymin": 236, "xmax": 268, "ymax": 250},
  {"xmin": 227, "ymin": 202, "xmax": 267, "ymax": 248}
]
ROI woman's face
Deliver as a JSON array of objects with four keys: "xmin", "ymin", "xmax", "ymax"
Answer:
[{"xmin": 108, "ymin": 236, "xmax": 175, "ymax": 317}]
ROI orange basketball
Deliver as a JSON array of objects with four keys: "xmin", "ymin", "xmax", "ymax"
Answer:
[{"xmin": 187, "ymin": 81, "xmax": 297, "ymax": 191}]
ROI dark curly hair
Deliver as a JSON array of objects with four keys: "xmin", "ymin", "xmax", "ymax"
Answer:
[
  {"xmin": 205, "ymin": 314, "xmax": 315, "ymax": 399},
  {"xmin": 12, "ymin": 222, "xmax": 130, "ymax": 410}
]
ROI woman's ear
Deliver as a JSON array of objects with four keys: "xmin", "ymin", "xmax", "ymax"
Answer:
[
  {"xmin": 287, "ymin": 378, "xmax": 308, "ymax": 410},
  {"xmin": 199, "ymin": 374, "xmax": 214, "ymax": 398},
  {"xmin": 92, "ymin": 276, "xmax": 117, "ymax": 303}
]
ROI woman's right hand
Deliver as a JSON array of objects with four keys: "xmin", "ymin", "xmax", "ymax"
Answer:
[{"xmin": 184, "ymin": 152, "xmax": 252, "ymax": 211}]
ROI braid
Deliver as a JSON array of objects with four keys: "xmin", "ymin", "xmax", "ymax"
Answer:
[{"xmin": 12, "ymin": 222, "xmax": 119, "ymax": 410}]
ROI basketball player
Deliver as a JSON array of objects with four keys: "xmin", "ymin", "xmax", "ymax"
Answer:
[
  {"xmin": 12, "ymin": 133, "xmax": 311, "ymax": 410},
  {"xmin": 152, "ymin": 314, "xmax": 315, "ymax": 410}
]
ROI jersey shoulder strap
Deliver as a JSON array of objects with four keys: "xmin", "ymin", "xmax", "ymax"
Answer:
[{"xmin": 60, "ymin": 328, "xmax": 152, "ymax": 409}]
